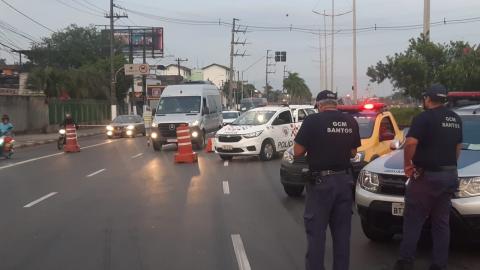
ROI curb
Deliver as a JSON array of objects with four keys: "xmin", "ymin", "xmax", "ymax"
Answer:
[{"xmin": 14, "ymin": 131, "xmax": 104, "ymax": 149}]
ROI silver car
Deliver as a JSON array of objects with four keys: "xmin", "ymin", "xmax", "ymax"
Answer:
[{"xmin": 356, "ymin": 105, "xmax": 480, "ymax": 242}]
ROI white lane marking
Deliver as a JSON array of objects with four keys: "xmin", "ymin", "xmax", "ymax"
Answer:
[
  {"xmin": 86, "ymin": 169, "xmax": 106, "ymax": 178},
  {"xmin": 0, "ymin": 141, "xmax": 115, "ymax": 171},
  {"xmin": 231, "ymin": 234, "xmax": 251, "ymax": 270},
  {"xmin": 223, "ymin": 181, "xmax": 230, "ymax": 194},
  {"xmin": 24, "ymin": 192, "xmax": 58, "ymax": 208},
  {"xmin": 131, "ymin": 153, "xmax": 143, "ymax": 159},
  {"xmin": 224, "ymin": 160, "xmax": 229, "ymax": 167}
]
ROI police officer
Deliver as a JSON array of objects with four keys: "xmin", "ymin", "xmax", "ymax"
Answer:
[
  {"xmin": 394, "ymin": 84, "xmax": 462, "ymax": 270},
  {"xmin": 294, "ymin": 90, "xmax": 361, "ymax": 270}
]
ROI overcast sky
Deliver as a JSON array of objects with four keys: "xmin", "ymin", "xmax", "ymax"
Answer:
[{"xmin": 1, "ymin": 0, "xmax": 479, "ymax": 97}]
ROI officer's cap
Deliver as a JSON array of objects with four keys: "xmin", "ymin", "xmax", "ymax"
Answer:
[
  {"xmin": 316, "ymin": 90, "xmax": 337, "ymax": 101},
  {"xmin": 423, "ymin": 84, "xmax": 447, "ymax": 100}
]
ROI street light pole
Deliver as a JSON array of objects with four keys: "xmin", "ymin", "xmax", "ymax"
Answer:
[
  {"xmin": 352, "ymin": 0, "xmax": 358, "ymax": 103},
  {"xmin": 423, "ymin": 0, "xmax": 431, "ymax": 40},
  {"xmin": 331, "ymin": 0, "xmax": 335, "ymax": 92}
]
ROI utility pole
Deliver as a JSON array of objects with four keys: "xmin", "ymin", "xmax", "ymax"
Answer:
[
  {"xmin": 265, "ymin": 50, "xmax": 275, "ymax": 95},
  {"xmin": 175, "ymin": 57, "xmax": 188, "ymax": 77},
  {"xmin": 352, "ymin": 0, "xmax": 358, "ymax": 103},
  {"xmin": 318, "ymin": 29, "xmax": 323, "ymax": 90},
  {"xmin": 228, "ymin": 18, "xmax": 248, "ymax": 109},
  {"xmin": 106, "ymin": 0, "xmax": 127, "ymax": 118},
  {"xmin": 331, "ymin": 0, "xmax": 335, "ymax": 92},
  {"xmin": 283, "ymin": 65, "xmax": 288, "ymax": 93},
  {"xmin": 423, "ymin": 0, "xmax": 431, "ymax": 40}
]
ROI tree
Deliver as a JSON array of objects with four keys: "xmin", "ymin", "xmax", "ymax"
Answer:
[
  {"xmin": 283, "ymin": 72, "xmax": 312, "ymax": 104},
  {"xmin": 0, "ymin": 58, "xmax": 6, "ymax": 65},
  {"xmin": 367, "ymin": 35, "xmax": 480, "ymax": 99}
]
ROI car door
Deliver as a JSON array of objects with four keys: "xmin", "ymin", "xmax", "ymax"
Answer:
[{"xmin": 270, "ymin": 110, "xmax": 294, "ymax": 151}]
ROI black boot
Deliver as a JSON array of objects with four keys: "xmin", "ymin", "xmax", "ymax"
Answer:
[{"xmin": 393, "ymin": 259, "xmax": 414, "ymax": 270}]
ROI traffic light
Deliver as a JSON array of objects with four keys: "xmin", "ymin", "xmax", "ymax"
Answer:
[{"xmin": 275, "ymin": 51, "xmax": 287, "ymax": 62}]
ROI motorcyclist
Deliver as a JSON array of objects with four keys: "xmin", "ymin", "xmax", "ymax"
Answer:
[
  {"xmin": 0, "ymin": 114, "xmax": 14, "ymax": 136},
  {"xmin": 61, "ymin": 113, "xmax": 78, "ymax": 129}
]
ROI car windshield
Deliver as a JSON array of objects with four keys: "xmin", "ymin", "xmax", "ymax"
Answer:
[
  {"xmin": 113, "ymin": 115, "xmax": 137, "ymax": 123},
  {"xmin": 222, "ymin": 112, "xmax": 239, "ymax": 119},
  {"xmin": 461, "ymin": 115, "xmax": 480, "ymax": 150},
  {"xmin": 354, "ymin": 116, "xmax": 375, "ymax": 139},
  {"xmin": 231, "ymin": 111, "xmax": 276, "ymax": 125},
  {"xmin": 156, "ymin": 96, "xmax": 201, "ymax": 114}
]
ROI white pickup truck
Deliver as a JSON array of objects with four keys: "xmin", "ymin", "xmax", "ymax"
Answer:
[{"xmin": 214, "ymin": 106, "xmax": 308, "ymax": 161}]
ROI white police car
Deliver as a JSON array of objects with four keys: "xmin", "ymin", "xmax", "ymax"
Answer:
[
  {"xmin": 214, "ymin": 106, "xmax": 301, "ymax": 161},
  {"xmin": 356, "ymin": 105, "xmax": 480, "ymax": 242}
]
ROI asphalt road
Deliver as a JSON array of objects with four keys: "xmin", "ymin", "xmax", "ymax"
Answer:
[{"xmin": 0, "ymin": 135, "xmax": 478, "ymax": 270}]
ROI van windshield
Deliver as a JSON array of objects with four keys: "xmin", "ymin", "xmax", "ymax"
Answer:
[{"xmin": 156, "ymin": 96, "xmax": 201, "ymax": 114}]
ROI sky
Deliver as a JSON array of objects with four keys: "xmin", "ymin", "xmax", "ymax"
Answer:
[{"xmin": 1, "ymin": 0, "xmax": 480, "ymax": 98}]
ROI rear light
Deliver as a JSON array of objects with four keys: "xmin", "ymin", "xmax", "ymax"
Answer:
[{"xmin": 363, "ymin": 104, "xmax": 375, "ymax": 110}]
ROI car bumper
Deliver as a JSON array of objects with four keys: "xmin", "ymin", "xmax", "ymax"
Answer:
[
  {"xmin": 356, "ymin": 184, "xmax": 480, "ymax": 240},
  {"xmin": 214, "ymin": 137, "xmax": 261, "ymax": 156},
  {"xmin": 151, "ymin": 127, "xmax": 202, "ymax": 144}
]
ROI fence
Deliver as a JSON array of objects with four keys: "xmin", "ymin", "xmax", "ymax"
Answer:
[{"xmin": 48, "ymin": 99, "xmax": 111, "ymax": 125}]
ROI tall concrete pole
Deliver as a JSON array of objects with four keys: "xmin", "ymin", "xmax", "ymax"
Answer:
[
  {"xmin": 109, "ymin": 0, "xmax": 116, "ymax": 116},
  {"xmin": 331, "ymin": 0, "xmax": 335, "ymax": 91},
  {"xmin": 423, "ymin": 0, "xmax": 431, "ymax": 40},
  {"xmin": 319, "ymin": 29, "xmax": 323, "ymax": 90},
  {"xmin": 324, "ymin": 11, "xmax": 328, "ymax": 90},
  {"xmin": 228, "ymin": 18, "xmax": 238, "ymax": 109},
  {"xmin": 352, "ymin": 0, "xmax": 358, "ymax": 103}
]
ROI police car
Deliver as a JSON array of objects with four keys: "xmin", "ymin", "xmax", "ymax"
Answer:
[
  {"xmin": 356, "ymin": 105, "xmax": 480, "ymax": 242},
  {"xmin": 280, "ymin": 103, "xmax": 405, "ymax": 197},
  {"xmin": 214, "ymin": 106, "xmax": 301, "ymax": 161}
]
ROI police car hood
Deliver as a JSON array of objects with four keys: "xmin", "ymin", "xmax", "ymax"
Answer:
[
  {"xmin": 364, "ymin": 149, "xmax": 480, "ymax": 177},
  {"xmin": 217, "ymin": 124, "xmax": 264, "ymax": 135},
  {"xmin": 153, "ymin": 114, "xmax": 199, "ymax": 124}
]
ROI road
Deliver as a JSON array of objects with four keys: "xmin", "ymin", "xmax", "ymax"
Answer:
[{"xmin": 0, "ymin": 135, "xmax": 478, "ymax": 270}]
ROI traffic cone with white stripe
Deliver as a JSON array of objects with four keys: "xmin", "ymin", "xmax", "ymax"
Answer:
[
  {"xmin": 64, "ymin": 124, "xmax": 80, "ymax": 153},
  {"xmin": 205, "ymin": 137, "xmax": 215, "ymax": 153},
  {"xmin": 174, "ymin": 124, "xmax": 198, "ymax": 163}
]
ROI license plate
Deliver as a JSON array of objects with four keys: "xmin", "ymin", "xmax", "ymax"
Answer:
[
  {"xmin": 167, "ymin": 139, "xmax": 177, "ymax": 143},
  {"xmin": 223, "ymin": 145, "xmax": 233, "ymax": 150},
  {"xmin": 392, "ymin": 202, "xmax": 405, "ymax": 216}
]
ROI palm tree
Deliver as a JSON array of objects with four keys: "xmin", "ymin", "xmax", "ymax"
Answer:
[{"xmin": 283, "ymin": 72, "xmax": 312, "ymax": 104}]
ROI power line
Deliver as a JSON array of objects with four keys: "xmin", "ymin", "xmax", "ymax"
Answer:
[
  {"xmin": 1, "ymin": 0, "xmax": 55, "ymax": 32},
  {"xmin": 70, "ymin": 0, "xmax": 105, "ymax": 14},
  {"xmin": 0, "ymin": 20, "xmax": 38, "ymax": 43},
  {"xmin": 81, "ymin": 0, "xmax": 107, "ymax": 12},
  {"xmin": 55, "ymin": 0, "xmax": 104, "ymax": 17}
]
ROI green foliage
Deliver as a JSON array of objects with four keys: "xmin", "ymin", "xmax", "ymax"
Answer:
[
  {"xmin": 0, "ymin": 58, "xmax": 6, "ymax": 65},
  {"xmin": 390, "ymin": 107, "xmax": 422, "ymax": 127},
  {"xmin": 367, "ymin": 36, "xmax": 480, "ymax": 99},
  {"xmin": 26, "ymin": 24, "xmax": 129, "ymax": 100},
  {"xmin": 283, "ymin": 72, "xmax": 312, "ymax": 103}
]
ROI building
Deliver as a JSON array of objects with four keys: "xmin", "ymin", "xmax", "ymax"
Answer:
[
  {"xmin": 202, "ymin": 63, "xmax": 230, "ymax": 90},
  {"xmin": 161, "ymin": 64, "xmax": 191, "ymax": 79}
]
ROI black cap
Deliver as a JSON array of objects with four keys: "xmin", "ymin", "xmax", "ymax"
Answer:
[
  {"xmin": 316, "ymin": 90, "xmax": 337, "ymax": 101},
  {"xmin": 423, "ymin": 84, "xmax": 447, "ymax": 99}
]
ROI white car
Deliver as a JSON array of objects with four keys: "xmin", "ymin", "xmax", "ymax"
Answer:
[
  {"xmin": 289, "ymin": 105, "xmax": 316, "ymax": 122},
  {"xmin": 222, "ymin": 111, "xmax": 241, "ymax": 125},
  {"xmin": 214, "ymin": 106, "xmax": 301, "ymax": 161}
]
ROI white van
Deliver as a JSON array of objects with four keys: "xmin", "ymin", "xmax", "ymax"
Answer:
[{"xmin": 150, "ymin": 82, "xmax": 223, "ymax": 151}]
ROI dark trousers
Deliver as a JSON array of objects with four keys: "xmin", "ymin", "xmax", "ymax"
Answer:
[
  {"xmin": 399, "ymin": 170, "xmax": 458, "ymax": 268},
  {"xmin": 304, "ymin": 174, "xmax": 354, "ymax": 270}
]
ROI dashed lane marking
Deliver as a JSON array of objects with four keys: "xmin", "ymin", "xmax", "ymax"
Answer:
[
  {"xmin": 86, "ymin": 169, "xmax": 106, "ymax": 178},
  {"xmin": 223, "ymin": 181, "xmax": 230, "ymax": 194},
  {"xmin": 131, "ymin": 153, "xmax": 143, "ymax": 159},
  {"xmin": 231, "ymin": 234, "xmax": 251, "ymax": 270},
  {"xmin": 224, "ymin": 160, "xmax": 229, "ymax": 167},
  {"xmin": 24, "ymin": 192, "xmax": 58, "ymax": 208}
]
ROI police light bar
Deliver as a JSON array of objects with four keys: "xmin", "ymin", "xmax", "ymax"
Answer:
[{"xmin": 337, "ymin": 103, "xmax": 386, "ymax": 113}]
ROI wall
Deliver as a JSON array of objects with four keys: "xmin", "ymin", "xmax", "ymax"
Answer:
[
  {"xmin": 0, "ymin": 95, "xmax": 49, "ymax": 133},
  {"xmin": 203, "ymin": 65, "xmax": 229, "ymax": 89},
  {"xmin": 162, "ymin": 66, "xmax": 191, "ymax": 79}
]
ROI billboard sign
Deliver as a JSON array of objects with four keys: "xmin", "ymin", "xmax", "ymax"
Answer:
[{"xmin": 114, "ymin": 27, "xmax": 164, "ymax": 58}]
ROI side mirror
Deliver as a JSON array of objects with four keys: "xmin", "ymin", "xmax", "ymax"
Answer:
[
  {"xmin": 380, "ymin": 132, "xmax": 395, "ymax": 142},
  {"xmin": 390, "ymin": 139, "xmax": 401, "ymax": 150}
]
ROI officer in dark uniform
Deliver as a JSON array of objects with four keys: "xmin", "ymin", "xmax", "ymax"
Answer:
[
  {"xmin": 394, "ymin": 84, "xmax": 463, "ymax": 270},
  {"xmin": 294, "ymin": 90, "xmax": 361, "ymax": 270}
]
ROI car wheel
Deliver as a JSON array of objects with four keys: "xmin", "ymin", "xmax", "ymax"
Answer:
[
  {"xmin": 152, "ymin": 141, "xmax": 163, "ymax": 151},
  {"xmin": 260, "ymin": 139, "xmax": 276, "ymax": 161},
  {"xmin": 361, "ymin": 219, "xmax": 394, "ymax": 242},
  {"xmin": 283, "ymin": 184, "xmax": 304, "ymax": 197},
  {"xmin": 194, "ymin": 131, "xmax": 206, "ymax": 150},
  {"xmin": 220, "ymin": 155, "xmax": 233, "ymax": 161},
  {"xmin": 57, "ymin": 137, "xmax": 64, "ymax": 150}
]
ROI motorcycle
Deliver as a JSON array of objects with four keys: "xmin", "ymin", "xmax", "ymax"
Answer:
[
  {"xmin": 57, "ymin": 129, "xmax": 66, "ymax": 150},
  {"xmin": 0, "ymin": 135, "xmax": 15, "ymax": 159}
]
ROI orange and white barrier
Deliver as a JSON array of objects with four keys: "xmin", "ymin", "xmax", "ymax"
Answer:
[
  {"xmin": 174, "ymin": 124, "xmax": 197, "ymax": 163},
  {"xmin": 64, "ymin": 124, "xmax": 80, "ymax": 153}
]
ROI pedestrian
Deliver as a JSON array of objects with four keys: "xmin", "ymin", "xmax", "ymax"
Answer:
[
  {"xmin": 294, "ymin": 90, "xmax": 361, "ymax": 270},
  {"xmin": 394, "ymin": 84, "xmax": 463, "ymax": 270}
]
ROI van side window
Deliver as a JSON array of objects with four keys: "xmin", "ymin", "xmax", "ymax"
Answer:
[{"xmin": 207, "ymin": 95, "xmax": 218, "ymax": 114}]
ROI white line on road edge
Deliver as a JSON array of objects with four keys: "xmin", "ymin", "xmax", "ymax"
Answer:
[
  {"xmin": 231, "ymin": 234, "xmax": 251, "ymax": 270},
  {"xmin": 223, "ymin": 181, "xmax": 230, "ymax": 194},
  {"xmin": 86, "ymin": 169, "xmax": 106, "ymax": 178},
  {"xmin": 131, "ymin": 153, "xmax": 143, "ymax": 159},
  {"xmin": 0, "ymin": 141, "xmax": 115, "ymax": 171},
  {"xmin": 24, "ymin": 192, "xmax": 58, "ymax": 208},
  {"xmin": 224, "ymin": 160, "xmax": 229, "ymax": 167}
]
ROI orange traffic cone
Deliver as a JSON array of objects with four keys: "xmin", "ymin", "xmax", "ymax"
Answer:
[
  {"xmin": 205, "ymin": 137, "xmax": 215, "ymax": 153},
  {"xmin": 64, "ymin": 124, "xmax": 80, "ymax": 153},
  {"xmin": 174, "ymin": 124, "xmax": 198, "ymax": 163}
]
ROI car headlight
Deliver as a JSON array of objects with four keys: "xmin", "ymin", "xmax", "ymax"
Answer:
[
  {"xmin": 191, "ymin": 131, "xmax": 199, "ymax": 138},
  {"xmin": 0, "ymin": 138, "xmax": 4, "ymax": 145},
  {"xmin": 151, "ymin": 132, "xmax": 158, "ymax": 139},
  {"xmin": 456, "ymin": 177, "xmax": 480, "ymax": 198},
  {"xmin": 127, "ymin": 125, "xmax": 134, "ymax": 130},
  {"xmin": 282, "ymin": 148, "xmax": 295, "ymax": 164},
  {"xmin": 243, "ymin": 130, "xmax": 263, "ymax": 138},
  {"xmin": 351, "ymin": 151, "xmax": 365, "ymax": 163},
  {"xmin": 358, "ymin": 170, "xmax": 380, "ymax": 193},
  {"xmin": 151, "ymin": 122, "xmax": 157, "ymax": 128},
  {"xmin": 59, "ymin": 129, "xmax": 66, "ymax": 135},
  {"xmin": 106, "ymin": 125, "xmax": 114, "ymax": 131},
  {"xmin": 189, "ymin": 120, "xmax": 200, "ymax": 127}
]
